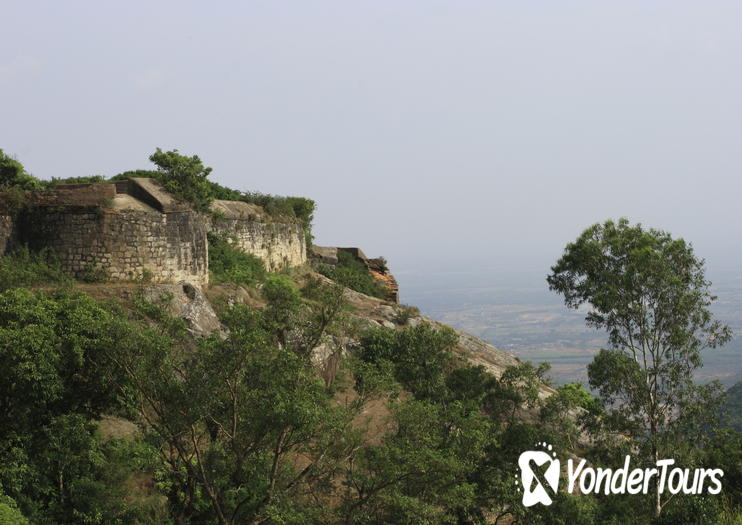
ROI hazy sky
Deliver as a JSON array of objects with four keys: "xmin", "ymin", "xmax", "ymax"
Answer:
[{"xmin": 3, "ymin": 1, "xmax": 741, "ymax": 289}]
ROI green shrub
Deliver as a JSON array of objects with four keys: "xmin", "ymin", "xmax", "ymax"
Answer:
[
  {"xmin": 205, "ymin": 179, "xmax": 244, "ymax": 201},
  {"xmin": 110, "ymin": 151, "xmax": 316, "ymax": 244},
  {"xmin": 393, "ymin": 304, "xmax": 420, "ymax": 325},
  {"xmin": 148, "ymin": 149, "xmax": 214, "ymax": 212},
  {"xmin": 0, "ymin": 288, "xmax": 162, "ymax": 523},
  {"xmin": 208, "ymin": 233, "xmax": 266, "ymax": 286},
  {"xmin": 316, "ymin": 250, "xmax": 387, "ymax": 299},
  {"xmin": 140, "ymin": 268, "xmax": 154, "ymax": 283},
  {"xmin": 0, "ymin": 186, "xmax": 31, "ymax": 216},
  {"xmin": 80, "ymin": 262, "xmax": 108, "ymax": 283},
  {"xmin": 110, "ymin": 149, "xmax": 214, "ymax": 212},
  {"xmin": 0, "ymin": 496, "xmax": 29, "ymax": 525},
  {"xmin": 43, "ymin": 175, "xmax": 106, "ymax": 188},
  {"xmin": 0, "ymin": 150, "xmax": 42, "ymax": 191},
  {"xmin": 0, "ymin": 247, "xmax": 72, "ymax": 291},
  {"xmin": 239, "ymin": 193, "xmax": 315, "ymax": 246},
  {"xmin": 358, "ymin": 324, "xmax": 458, "ymax": 400},
  {"xmin": 0, "ymin": 151, "xmax": 41, "ymax": 216},
  {"xmin": 262, "ymin": 274, "xmax": 302, "ymax": 344}
]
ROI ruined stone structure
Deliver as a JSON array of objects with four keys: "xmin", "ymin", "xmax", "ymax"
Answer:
[
  {"xmin": 0, "ymin": 178, "xmax": 306, "ymax": 286},
  {"xmin": 309, "ymin": 245, "xmax": 400, "ymax": 303},
  {"xmin": 0, "ymin": 178, "xmax": 404, "ymax": 304},
  {"xmin": 209, "ymin": 200, "xmax": 306, "ymax": 272}
]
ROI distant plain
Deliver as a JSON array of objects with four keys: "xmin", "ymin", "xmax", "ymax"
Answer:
[{"xmin": 400, "ymin": 268, "xmax": 742, "ymax": 387}]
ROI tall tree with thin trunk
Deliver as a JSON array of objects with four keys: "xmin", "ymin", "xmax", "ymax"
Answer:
[{"xmin": 547, "ymin": 218, "xmax": 732, "ymax": 517}]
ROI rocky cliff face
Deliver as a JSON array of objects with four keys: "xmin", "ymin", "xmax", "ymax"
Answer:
[{"xmin": 141, "ymin": 283, "xmax": 226, "ymax": 338}]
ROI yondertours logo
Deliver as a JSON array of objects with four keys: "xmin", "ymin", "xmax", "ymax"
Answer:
[
  {"xmin": 517, "ymin": 442, "xmax": 560, "ymax": 506},
  {"xmin": 516, "ymin": 443, "xmax": 724, "ymax": 507}
]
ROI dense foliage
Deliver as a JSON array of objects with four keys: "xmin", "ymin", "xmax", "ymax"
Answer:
[
  {"xmin": 43, "ymin": 175, "xmax": 107, "ymax": 187},
  {"xmin": 240, "ymin": 193, "xmax": 316, "ymax": 247},
  {"xmin": 109, "ymin": 149, "xmax": 215, "ymax": 212},
  {"xmin": 0, "ymin": 289, "xmax": 146, "ymax": 523},
  {"xmin": 0, "ymin": 151, "xmax": 41, "ymax": 215},
  {"xmin": 207, "ymin": 233, "xmax": 267, "ymax": 286},
  {"xmin": 0, "ymin": 177, "xmax": 740, "ymax": 524},
  {"xmin": 316, "ymin": 249, "xmax": 387, "ymax": 299},
  {"xmin": 0, "ymin": 272, "xmax": 739, "ymax": 523},
  {"xmin": 0, "ymin": 246, "xmax": 73, "ymax": 291},
  {"xmin": 0, "ymin": 150, "xmax": 42, "ymax": 191},
  {"xmin": 548, "ymin": 218, "xmax": 735, "ymax": 519},
  {"xmin": 722, "ymin": 381, "xmax": 742, "ymax": 432}
]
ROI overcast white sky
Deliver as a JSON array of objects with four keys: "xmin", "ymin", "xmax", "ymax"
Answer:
[{"xmin": 2, "ymin": 1, "xmax": 741, "ymax": 290}]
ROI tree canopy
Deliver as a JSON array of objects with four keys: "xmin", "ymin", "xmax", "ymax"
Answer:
[
  {"xmin": 548, "ymin": 218, "xmax": 733, "ymax": 517},
  {"xmin": 0, "ymin": 150, "xmax": 41, "ymax": 191}
]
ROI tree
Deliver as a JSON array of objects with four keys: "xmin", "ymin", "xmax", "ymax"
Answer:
[
  {"xmin": 547, "ymin": 218, "xmax": 732, "ymax": 517},
  {"xmin": 0, "ymin": 150, "xmax": 41, "ymax": 191},
  {"xmin": 261, "ymin": 274, "xmax": 302, "ymax": 346},
  {"xmin": 108, "ymin": 283, "xmax": 358, "ymax": 524},
  {"xmin": 339, "ymin": 399, "xmax": 490, "ymax": 525},
  {"xmin": 0, "ymin": 289, "xmax": 142, "ymax": 523},
  {"xmin": 540, "ymin": 382, "xmax": 603, "ymax": 451},
  {"xmin": 0, "ymin": 495, "xmax": 28, "ymax": 525},
  {"xmin": 0, "ymin": 150, "xmax": 42, "ymax": 215},
  {"xmin": 207, "ymin": 232, "xmax": 267, "ymax": 286},
  {"xmin": 358, "ymin": 324, "xmax": 457, "ymax": 401},
  {"xmin": 149, "ymin": 148, "xmax": 214, "ymax": 212}
]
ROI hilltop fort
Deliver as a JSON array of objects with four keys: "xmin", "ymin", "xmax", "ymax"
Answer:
[{"xmin": 0, "ymin": 176, "xmax": 399, "ymax": 300}]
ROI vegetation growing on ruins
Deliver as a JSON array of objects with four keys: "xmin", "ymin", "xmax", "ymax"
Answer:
[
  {"xmin": 1, "ymin": 150, "xmax": 110, "ymax": 192},
  {"xmin": 207, "ymin": 232, "xmax": 267, "ymax": 286},
  {"xmin": 1, "ymin": 149, "xmax": 317, "ymax": 248},
  {"xmin": 0, "ymin": 150, "xmax": 41, "ymax": 215},
  {"xmin": 109, "ymin": 149, "xmax": 214, "ymax": 212},
  {"xmin": 0, "ymin": 150, "xmax": 43, "ymax": 191},
  {"xmin": 44, "ymin": 175, "xmax": 107, "ymax": 187},
  {"xmin": 316, "ymin": 249, "xmax": 388, "ymax": 299},
  {"xmin": 0, "ymin": 246, "xmax": 72, "ymax": 291},
  {"xmin": 113, "ymin": 149, "xmax": 316, "ymax": 245},
  {"xmin": 240, "ymin": 193, "xmax": 316, "ymax": 247}
]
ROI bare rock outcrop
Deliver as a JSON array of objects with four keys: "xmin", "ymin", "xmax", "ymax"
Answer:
[
  {"xmin": 142, "ymin": 283, "xmax": 226, "ymax": 338},
  {"xmin": 310, "ymin": 245, "xmax": 400, "ymax": 303}
]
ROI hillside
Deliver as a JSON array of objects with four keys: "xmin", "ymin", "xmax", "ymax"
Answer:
[
  {"xmin": 722, "ymin": 382, "xmax": 742, "ymax": 432},
  {"xmin": 0, "ymin": 150, "xmax": 576, "ymax": 524},
  {"xmin": 0, "ymin": 150, "xmax": 739, "ymax": 525}
]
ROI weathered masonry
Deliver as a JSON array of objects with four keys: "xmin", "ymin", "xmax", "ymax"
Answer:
[
  {"xmin": 309, "ymin": 245, "xmax": 399, "ymax": 303},
  {"xmin": 0, "ymin": 178, "xmax": 307, "ymax": 285},
  {"xmin": 209, "ymin": 199, "xmax": 306, "ymax": 272}
]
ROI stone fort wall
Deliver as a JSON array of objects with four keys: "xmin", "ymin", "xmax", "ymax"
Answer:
[
  {"xmin": 16, "ymin": 207, "xmax": 209, "ymax": 285},
  {"xmin": 209, "ymin": 200, "xmax": 306, "ymax": 272},
  {"xmin": 0, "ymin": 179, "xmax": 307, "ymax": 286}
]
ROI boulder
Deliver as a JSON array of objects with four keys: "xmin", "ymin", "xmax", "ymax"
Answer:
[{"xmin": 142, "ymin": 283, "xmax": 226, "ymax": 338}]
